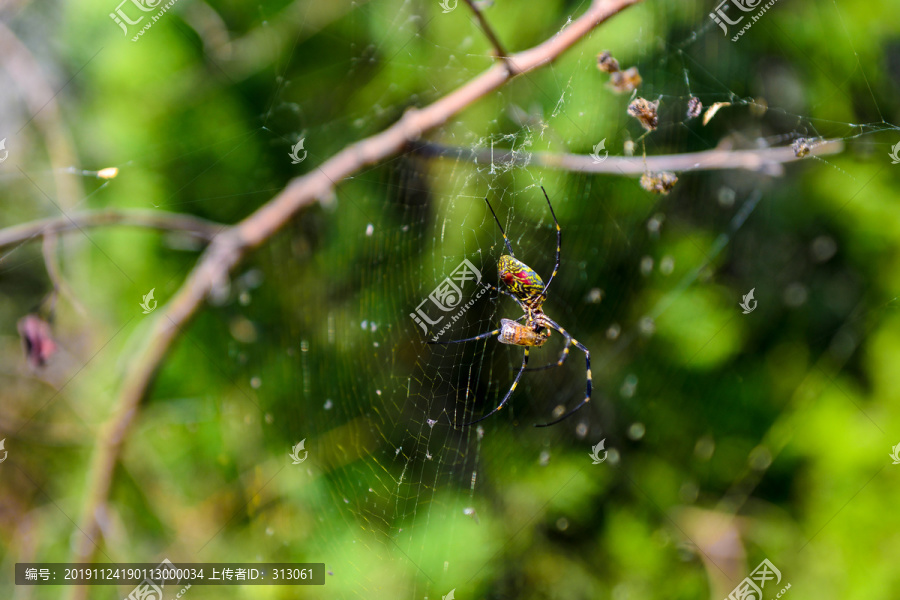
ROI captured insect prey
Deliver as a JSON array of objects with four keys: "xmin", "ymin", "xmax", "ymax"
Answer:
[{"xmin": 428, "ymin": 188, "xmax": 592, "ymax": 428}]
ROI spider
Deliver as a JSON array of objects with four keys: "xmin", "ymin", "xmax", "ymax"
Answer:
[{"xmin": 428, "ymin": 188, "xmax": 592, "ymax": 428}]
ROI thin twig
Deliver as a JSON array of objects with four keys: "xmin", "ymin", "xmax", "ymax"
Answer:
[
  {"xmin": 42, "ymin": 233, "xmax": 88, "ymax": 317},
  {"xmin": 67, "ymin": 0, "xmax": 644, "ymax": 587},
  {"xmin": 0, "ymin": 209, "xmax": 224, "ymax": 249},
  {"xmin": 414, "ymin": 138, "xmax": 845, "ymax": 176},
  {"xmin": 462, "ymin": 0, "xmax": 510, "ymax": 67}
]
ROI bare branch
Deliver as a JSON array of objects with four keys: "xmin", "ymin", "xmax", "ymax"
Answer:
[
  {"xmin": 413, "ymin": 138, "xmax": 846, "ymax": 177},
  {"xmin": 0, "ymin": 210, "xmax": 224, "ymax": 249},
  {"xmin": 67, "ymin": 0, "xmax": 644, "ymax": 583},
  {"xmin": 462, "ymin": 0, "xmax": 509, "ymax": 66}
]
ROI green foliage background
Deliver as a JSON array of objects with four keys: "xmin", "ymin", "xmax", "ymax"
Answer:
[{"xmin": 1, "ymin": 0, "xmax": 900, "ymax": 599}]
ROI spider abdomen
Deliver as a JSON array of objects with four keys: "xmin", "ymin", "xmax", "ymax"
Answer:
[
  {"xmin": 498, "ymin": 255, "xmax": 545, "ymax": 304},
  {"xmin": 498, "ymin": 318, "xmax": 548, "ymax": 347}
]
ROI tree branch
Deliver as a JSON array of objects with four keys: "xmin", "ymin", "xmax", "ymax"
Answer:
[
  {"xmin": 413, "ymin": 138, "xmax": 846, "ymax": 176},
  {"xmin": 462, "ymin": 0, "xmax": 509, "ymax": 66},
  {"xmin": 0, "ymin": 210, "xmax": 224, "ymax": 249},
  {"xmin": 68, "ymin": 0, "xmax": 643, "ymax": 586}
]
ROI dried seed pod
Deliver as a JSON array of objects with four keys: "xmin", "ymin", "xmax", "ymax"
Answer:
[
  {"xmin": 640, "ymin": 171, "xmax": 678, "ymax": 195},
  {"xmin": 686, "ymin": 96, "xmax": 702, "ymax": 119},
  {"xmin": 18, "ymin": 314, "xmax": 57, "ymax": 368},
  {"xmin": 596, "ymin": 50, "xmax": 620, "ymax": 73},
  {"xmin": 702, "ymin": 101, "xmax": 731, "ymax": 126},
  {"xmin": 609, "ymin": 67, "xmax": 642, "ymax": 93},
  {"xmin": 628, "ymin": 97, "xmax": 659, "ymax": 131},
  {"xmin": 792, "ymin": 138, "xmax": 811, "ymax": 157}
]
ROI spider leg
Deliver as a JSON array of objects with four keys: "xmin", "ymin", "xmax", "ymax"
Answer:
[
  {"xmin": 519, "ymin": 338, "xmax": 572, "ymax": 371},
  {"xmin": 535, "ymin": 185, "xmax": 561, "ymax": 303},
  {"xmin": 427, "ymin": 328, "xmax": 500, "ymax": 345},
  {"xmin": 481, "ymin": 282, "xmax": 525, "ymax": 308},
  {"xmin": 483, "ymin": 196, "xmax": 516, "ymax": 257},
  {"xmin": 532, "ymin": 317, "xmax": 591, "ymax": 428},
  {"xmin": 460, "ymin": 347, "xmax": 529, "ymax": 427}
]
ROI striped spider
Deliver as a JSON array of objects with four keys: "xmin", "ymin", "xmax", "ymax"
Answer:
[{"xmin": 429, "ymin": 188, "xmax": 592, "ymax": 427}]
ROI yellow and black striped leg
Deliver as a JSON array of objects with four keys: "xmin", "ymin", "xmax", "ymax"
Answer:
[
  {"xmin": 427, "ymin": 328, "xmax": 500, "ymax": 345},
  {"xmin": 534, "ymin": 318, "xmax": 591, "ymax": 427},
  {"xmin": 521, "ymin": 338, "xmax": 572, "ymax": 372},
  {"xmin": 536, "ymin": 185, "xmax": 562, "ymax": 302},
  {"xmin": 461, "ymin": 347, "xmax": 530, "ymax": 427},
  {"xmin": 483, "ymin": 196, "xmax": 517, "ymax": 257}
]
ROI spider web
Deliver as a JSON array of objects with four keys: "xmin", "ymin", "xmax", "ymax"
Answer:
[{"xmin": 2, "ymin": 0, "xmax": 900, "ymax": 599}]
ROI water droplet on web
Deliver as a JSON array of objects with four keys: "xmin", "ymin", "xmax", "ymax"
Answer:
[
  {"xmin": 463, "ymin": 507, "xmax": 479, "ymax": 523},
  {"xmin": 575, "ymin": 422, "xmax": 589, "ymax": 438},
  {"xmin": 324, "ymin": 399, "xmax": 333, "ymax": 410},
  {"xmin": 427, "ymin": 419, "xmax": 437, "ymax": 428},
  {"xmin": 373, "ymin": 342, "xmax": 379, "ymax": 347},
  {"xmin": 266, "ymin": 527, "xmax": 274, "ymax": 536},
  {"xmin": 550, "ymin": 404, "xmax": 566, "ymax": 418},
  {"xmin": 250, "ymin": 376, "xmax": 262, "ymax": 389},
  {"xmin": 606, "ymin": 324, "xmax": 621, "ymax": 340},
  {"xmin": 620, "ymin": 374, "xmax": 638, "ymax": 398},
  {"xmin": 640, "ymin": 256, "xmax": 654, "ymax": 276},
  {"xmin": 639, "ymin": 317, "xmax": 655, "ymax": 336},
  {"xmin": 717, "ymin": 187, "xmax": 736, "ymax": 207},
  {"xmin": 660, "ymin": 256, "xmax": 675, "ymax": 275},
  {"xmin": 627, "ymin": 422, "xmax": 646, "ymax": 440},
  {"xmin": 783, "ymin": 282, "xmax": 807, "ymax": 307},
  {"xmin": 343, "ymin": 498, "xmax": 349, "ymax": 504},
  {"xmin": 811, "ymin": 235, "xmax": 837, "ymax": 262},
  {"xmin": 694, "ymin": 435, "xmax": 715, "ymax": 461},
  {"xmin": 586, "ymin": 288, "xmax": 604, "ymax": 303},
  {"xmin": 647, "ymin": 213, "xmax": 665, "ymax": 236},
  {"xmin": 476, "ymin": 426, "xmax": 484, "ymax": 439},
  {"xmin": 239, "ymin": 291, "xmax": 251, "ymax": 305},
  {"xmin": 556, "ymin": 517, "xmax": 569, "ymax": 531},
  {"xmin": 607, "ymin": 448, "xmax": 621, "ymax": 465},
  {"xmin": 539, "ymin": 450, "xmax": 550, "ymax": 466},
  {"xmin": 365, "ymin": 223, "xmax": 374, "ymax": 236},
  {"xmin": 361, "ymin": 320, "xmax": 368, "ymax": 330},
  {"xmin": 376, "ymin": 389, "xmax": 382, "ymax": 396}
]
